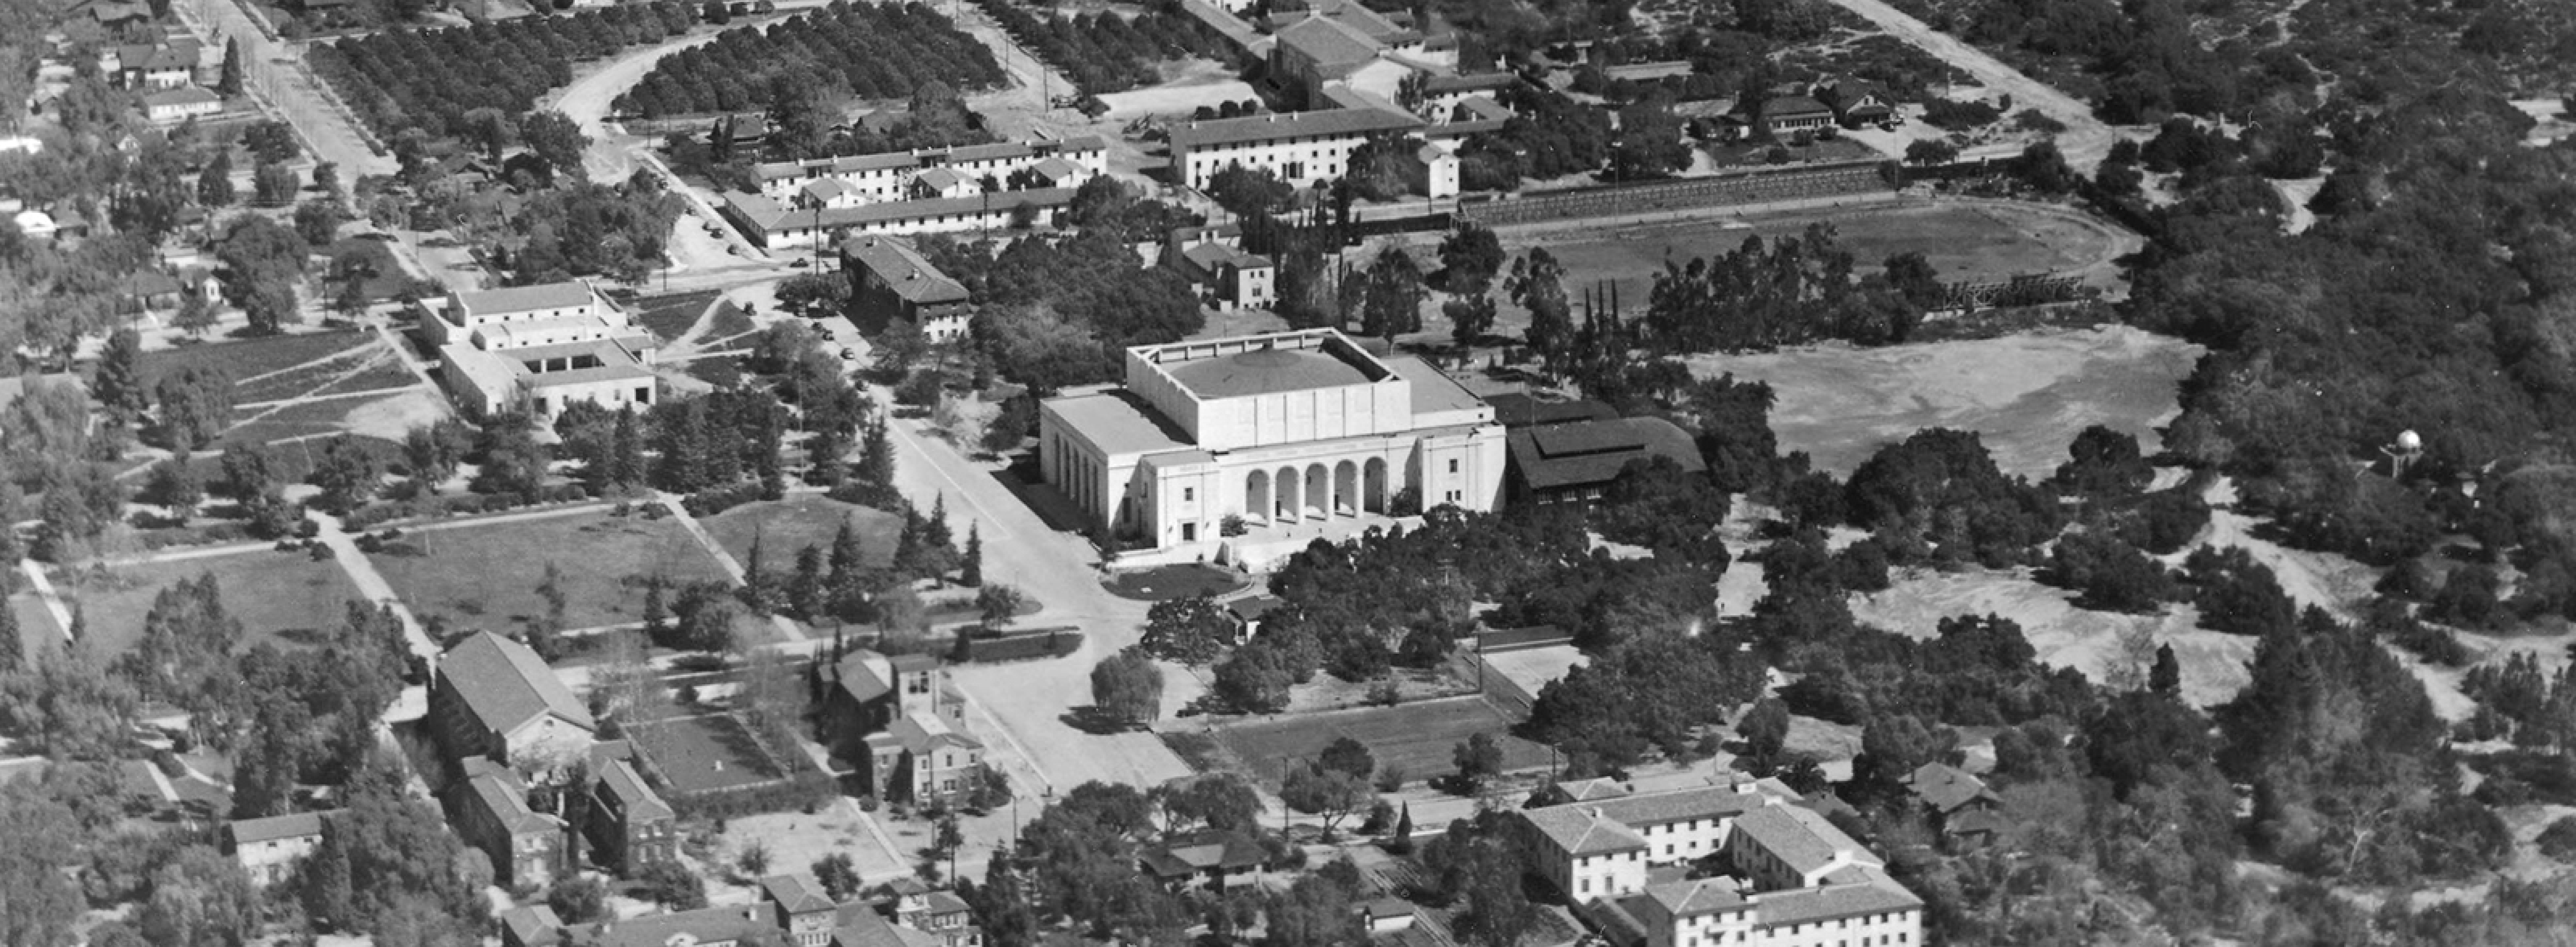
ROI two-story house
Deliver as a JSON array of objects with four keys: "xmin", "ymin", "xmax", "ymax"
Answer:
[
  {"xmin": 446, "ymin": 757, "xmax": 566, "ymax": 886},
  {"xmin": 886, "ymin": 877, "xmax": 982, "ymax": 947},
  {"xmin": 586, "ymin": 751, "xmax": 677, "ymax": 875}
]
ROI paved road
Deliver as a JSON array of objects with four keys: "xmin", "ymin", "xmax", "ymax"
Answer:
[
  {"xmin": 870, "ymin": 396, "xmax": 1189, "ymax": 795},
  {"xmin": 1815, "ymin": 0, "xmax": 2124, "ymax": 170},
  {"xmin": 306, "ymin": 508, "xmax": 438, "ymax": 662}
]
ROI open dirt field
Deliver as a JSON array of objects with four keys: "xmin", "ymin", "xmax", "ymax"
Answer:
[
  {"xmin": 1849, "ymin": 568, "xmax": 2255, "ymax": 708},
  {"xmin": 1212, "ymin": 696, "xmax": 1551, "ymax": 786},
  {"xmin": 1686, "ymin": 326, "xmax": 2203, "ymax": 478}
]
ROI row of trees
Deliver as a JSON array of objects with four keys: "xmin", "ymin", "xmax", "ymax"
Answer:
[
  {"xmin": 613, "ymin": 1, "xmax": 1002, "ymax": 120},
  {"xmin": 311, "ymin": 2, "xmax": 697, "ymax": 143},
  {"xmin": 975, "ymin": 0, "xmax": 1237, "ymax": 95}
]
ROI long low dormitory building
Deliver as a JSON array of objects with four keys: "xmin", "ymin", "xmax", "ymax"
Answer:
[
  {"xmin": 1166, "ymin": 107, "xmax": 1426, "ymax": 191},
  {"xmin": 752, "ymin": 137, "xmax": 1108, "ymax": 206},
  {"xmin": 721, "ymin": 187, "xmax": 1078, "ymax": 249}
]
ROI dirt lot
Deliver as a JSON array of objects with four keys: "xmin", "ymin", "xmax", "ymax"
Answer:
[
  {"xmin": 1211, "ymin": 696, "xmax": 1552, "ymax": 787},
  {"xmin": 1686, "ymin": 325, "xmax": 2202, "ymax": 478},
  {"xmin": 1850, "ymin": 568, "xmax": 2254, "ymax": 708},
  {"xmin": 630, "ymin": 712, "xmax": 789, "ymax": 794}
]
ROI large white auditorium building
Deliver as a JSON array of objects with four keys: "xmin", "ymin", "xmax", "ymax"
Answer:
[{"xmin": 1037, "ymin": 329, "xmax": 1505, "ymax": 557}]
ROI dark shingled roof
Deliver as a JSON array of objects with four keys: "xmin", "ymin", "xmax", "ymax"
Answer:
[
  {"xmin": 1485, "ymin": 393, "xmax": 1618, "ymax": 428},
  {"xmin": 1506, "ymin": 417, "xmax": 1704, "ymax": 491},
  {"xmin": 229, "ymin": 811, "xmax": 325, "ymax": 845},
  {"xmin": 439, "ymin": 631, "xmax": 594, "ymax": 736},
  {"xmin": 1139, "ymin": 831, "xmax": 1270, "ymax": 877},
  {"xmin": 844, "ymin": 236, "xmax": 970, "ymax": 306}
]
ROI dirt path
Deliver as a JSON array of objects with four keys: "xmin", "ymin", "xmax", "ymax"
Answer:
[
  {"xmin": 548, "ymin": 31, "xmax": 727, "ymax": 184},
  {"xmin": 1813, "ymin": 0, "xmax": 2123, "ymax": 170}
]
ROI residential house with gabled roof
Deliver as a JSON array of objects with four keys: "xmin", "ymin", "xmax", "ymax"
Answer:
[
  {"xmin": 1901, "ymin": 762, "xmax": 2003, "ymax": 844},
  {"xmin": 427, "ymin": 631, "xmax": 596, "ymax": 772},
  {"xmin": 227, "ymin": 810, "xmax": 328, "ymax": 886},
  {"xmin": 886, "ymin": 877, "xmax": 982, "ymax": 947},
  {"xmin": 1138, "ymin": 830, "xmax": 1271, "ymax": 891},
  {"xmin": 765, "ymin": 874, "xmax": 843, "ymax": 947},
  {"xmin": 1811, "ymin": 77, "xmax": 1895, "ymax": 128}
]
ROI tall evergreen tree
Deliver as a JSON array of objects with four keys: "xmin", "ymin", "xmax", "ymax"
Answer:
[
  {"xmin": 961, "ymin": 523, "xmax": 982, "ymax": 587},
  {"xmin": 608, "ymin": 407, "xmax": 643, "ymax": 488},
  {"xmin": 0, "ymin": 591, "xmax": 22, "ymax": 673},
  {"xmin": 216, "ymin": 38, "xmax": 243, "ymax": 96},
  {"xmin": 95, "ymin": 328, "xmax": 149, "ymax": 422},
  {"xmin": 856, "ymin": 415, "xmax": 895, "ymax": 487}
]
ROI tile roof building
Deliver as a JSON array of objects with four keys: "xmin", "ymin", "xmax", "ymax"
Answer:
[
  {"xmin": 427, "ymin": 281, "xmax": 659, "ymax": 422},
  {"xmin": 1036, "ymin": 329, "xmax": 1505, "ymax": 562},
  {"xmin": 722, "ymin": 187, "xmax": 1079, "ymax": 250},
  {"xmin": 753, "ymin": 136, "xmax": 1107, "ymax": 207},
  {"xmin": 1167, "ymin": 107, "xmax": 1425, "ymax": 191},
  {"xmin": 1519, "ymin": 778, "xmax": 1924, "ymax": 947},
  {"xmin": 842, "ymin": 235, "xmax": 973, "ymax": 342},
  {"xmin": 1163, "ymin": 226, "xmax": 1275, "ymax": 312}
]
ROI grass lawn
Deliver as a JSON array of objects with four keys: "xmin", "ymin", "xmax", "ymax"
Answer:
[
  {"xmin": 630, "ymin": 290, "xmax": 722, "ymax": 343},
  {"xmin": 368, "ymin": 512, "xmax": 730, "ymax": 634},
  {"xmin": 1705, "ymin": 136, "xmax": 1883, "ymax": 168},
  {"xmin": 52, "ymin": 548, "xmax": 366, "ymax": 660},
  {"xmin": 1212, "ymin": 696, "xmax": 1551, "ymax": 787},
  {"xmin": 1103, "ymin": 564, "xmax": 1248, "ymax": 602},
  {"xmin": 700, "ymin": 495, "xmax": 903, "ymax": 570},
  {"xmin": 630, "ymin": 712, "xmax": 788, "ymax": 795},
  {"xmin": 145, "ymin": 330, "xmax": 373, "ymax": 389},
  {"xmin": 8, "ymin": 591, "xmax": 60, "ymax": 662},
  {"xmin": 311, "ymin": 360, "xmax": 420, "ymax": 398},
  {"xmin": 1683, "ymin": 325, "xmax": 2201, "ymax": 478}
]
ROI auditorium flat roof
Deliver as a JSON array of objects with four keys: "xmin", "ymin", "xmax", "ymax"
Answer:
[{"xmin": 1164, "ymin": 346, "xmax": 1374, "ymax": 399}]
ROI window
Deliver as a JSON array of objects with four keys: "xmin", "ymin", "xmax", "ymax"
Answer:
[
  {"xmin": 1447, "ymin": 458, "xmax": 1459, "ymax": 474},
  {"xmin": 1183, "ymin": 487, "xmax": 1195, "ymax": 501}
]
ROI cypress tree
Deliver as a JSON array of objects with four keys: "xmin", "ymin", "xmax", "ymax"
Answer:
[
  {"xmin": 216, "ymin": 38, "xmax": 243, "ymax": 96},
  {"xmin": 961, "ymin": 522, "xmax": 982, "ymax": 587},
  {"xmin": 0, "ymin": 593, "xmax": 21, "ymax": 673}
]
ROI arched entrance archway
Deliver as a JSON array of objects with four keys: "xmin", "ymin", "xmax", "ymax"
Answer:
[
  {"xmin": 1246, "ymin": 470, "xmax": 1271, "ymax": 525},
  {"xmin": 1304, "ymin": 464, "xmax": 1329, "ymax": 520},
  {"xmin": 1363, "ymin": 457, "xmax": 1388, "ymax": 513},
  {"xmin": 1276, "ymin": 466, "xmax": 1300, "ymax": 522},
  {"xmin": 1334, "ymin": 461, "xmax": 1359, "ymax": 515}
]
